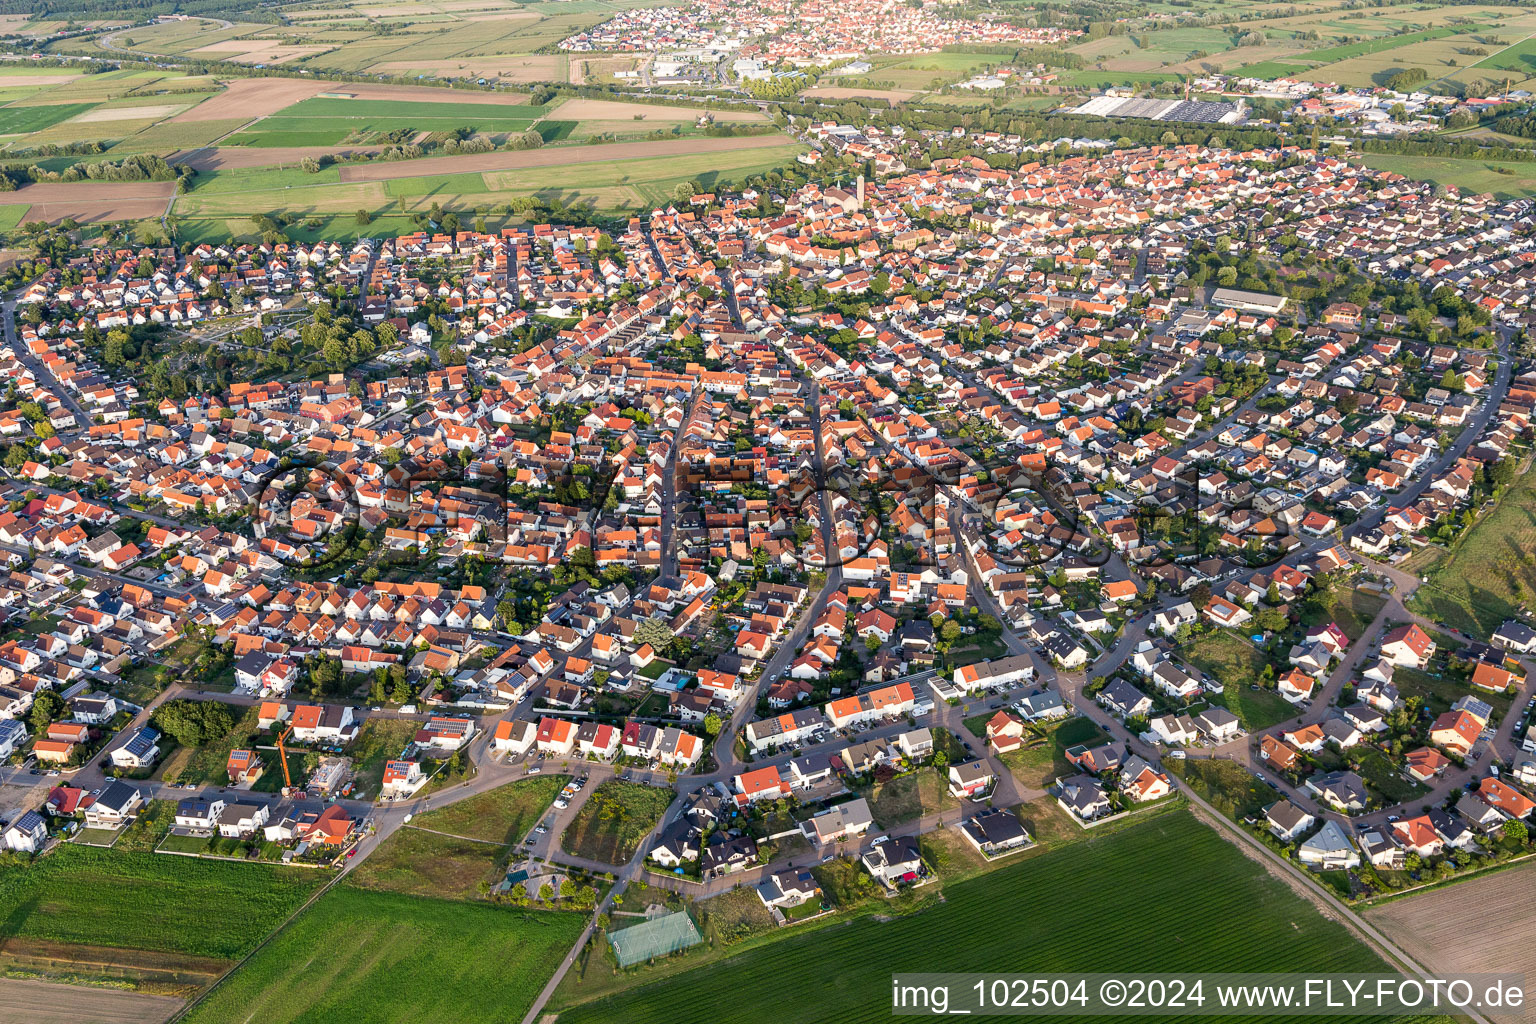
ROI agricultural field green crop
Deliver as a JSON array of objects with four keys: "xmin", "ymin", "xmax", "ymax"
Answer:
[
  {"xmin": 0, "ymin": 846, "xmax": 322, "ymax": 958},
  {"xmin": 1293, "ymin": 25, "xmax": 1462, "ymax": 65},
  {"xmin": 275, "ymin": 97, "xmax": 547, "ymax": 121},
  {"xmin": 0, "ymin": 102, "xmax": 95, "ymax": 135},
  {"xmin": 0, "ymin": 205, "xmax": 30, "ymax": 233},
  {"xmin": 181, "ymin": 885, "xmax": 586, "ymax": 1024},
  {"xmin": 555, "ymin": 811, "xmax": 1429, "ymax": 1023}
]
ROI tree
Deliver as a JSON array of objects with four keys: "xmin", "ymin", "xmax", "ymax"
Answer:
[
  {"xmin": 634, "ymin": 616, "xmax": 675, "ymax": 655},
  {"xmin": 151, "ymin": 699, "xmax": 235, "ymax": 747},
  {"xmin": 703, "ymin": 712, "xmax": 723, "ymax": 737},
  {"xmin": 538, "ymin": 882, "xmax": 555, "ymax": 902},
  {"xmin": 1503, "ymin": 819, "xmax": 1528, "ymax": 845},
  {"xmin": 939, "ymin": 619, "xmax": 963, "ymax": 643},
  {"xmin": 28, "ymin": 688, "xmax": 64, "ymax": 730},
  {"xmin": 389, "ymin": 672, "xmax": 415, "ymax": 705}
]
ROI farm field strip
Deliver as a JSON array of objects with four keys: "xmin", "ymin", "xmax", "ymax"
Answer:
[
  {"xmin": 179, "ymin": 886, "xmax": 586, "ymax": 1024},
  {"xmin": 0, "ymin": 847, "xmax": 323, "ymax": 960},
  {"xmin": 554, "ymin": 811, "xmax": 1417, "ymax": 1024}
]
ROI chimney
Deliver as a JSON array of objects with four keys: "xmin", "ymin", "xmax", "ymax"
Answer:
[{"xmin": 856, "ymin": 173, "xmax": 865, "ymax": 209}]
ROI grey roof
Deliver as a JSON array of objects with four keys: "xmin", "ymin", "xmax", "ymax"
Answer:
[
  {"xmin": 1299, "ymin": 820, "xmax": 1357, "ymax": 857},
  {"xmin": 1018, "ymin": 690, "xmax": 1065, "ymax": 717}
]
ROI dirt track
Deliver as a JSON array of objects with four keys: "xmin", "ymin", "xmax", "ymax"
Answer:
[
  {"xmin": 337, "ymin": 133, "xmax": 795, "ymax": 182},
  {"xmin": 0, "ymin": 978, "xmax": 182, "ymax": 1024}
]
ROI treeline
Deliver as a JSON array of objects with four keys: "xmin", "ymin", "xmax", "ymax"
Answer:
[
  {"xmin": 1492, "ymin": 111, "xmax": 1536, "ymax": 141},
  {"xmin": 0, "ymin": 0, "xmax": 282, "ymax": 22},
  {"xmin": 534, "ymin": 82, "xmax": 770, "ymax": 116},
  {"xmin": 24, "ymin": 152, "xmax": 191, "ymax": 183},
  {"xmin": 1360, "ymin": 136, "xmax": 1536, "ymax": 164}
]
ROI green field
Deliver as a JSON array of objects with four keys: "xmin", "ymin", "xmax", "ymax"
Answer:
[
  {"xmin": 1407, "ymin": 461, "xmax": 1536, "ymax": 635},
  {"xmin": 995, "ymin": 715, "xmax": 1107, "ymax": 789},
  {"xmin": 384, "ymin": 170, "xmax": 491, "ymax": 197},
  {"xmin": 1356, "ymin": 747, "xmax": 1428, "ymax": 806},
  {"xmin": 181, "ymin": 885, "xmax": 586, "ymax": 1024},
  {"xmin": 0, "ymin": 204, "xmax": 29, "ymax": 233},
  {"xmin": 1300, "ymin": 586, "xmax": 1387, "ymax": 643},
  {"xmin": 0, "ymin": 846, "xmax": 323, "ymax": 958},
  {"xmin": 1294, "ymin": 25, "xmax": 1461, "ymax": 66},
  {"xmin": 1181, "ymin": 632, "xmax": 1296, "ymax": 730},
  {"xmin": 1168, "ymin": 758, "xmax": 1273, "ymax": 821},
  {"xmin": 406, "ymin": 775, "xmax": 569, "ymax": 842},
  {"xmin": 1231, "ymin": 60, "xmax": 1311, "ymax": 79},
  {"xmin": 0, "ymin": 101, "xmax": 95, "ymax": 135},
  {"xmin": 280, "ymin": 97, "xmax": 547, "ymax": 121},
  {"xmin": 1360, "ymin": 153, "xmax": 1536, "ymax": 200},
  {"xmin": 226, "ymin": 97, "xmax": 545, "ymax": 146},
  {"xmin": 863, "ymin": 770, "xmax": 958, "ymax": 829},
  {"xmin": 191, "ymin": 165, "xmax": 345, "ymax": 193},
  {"xmin": 554, "ymin": 811, "xmax": 1424, "ymax": 1023},
  {"xmin": 346, "ymin": 826, "xmax": 511, "ymax": 900},
  {"xmin": 1468, "ymin": 35, "xmax": 1536, "ymax": 75}
]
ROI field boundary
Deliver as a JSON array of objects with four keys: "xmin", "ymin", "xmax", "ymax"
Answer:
[
  {"xmin": 1180, "ymin": 786, "xmax": 1494, "ymax": 1024},
  {"xmin": 336, "ymin": 134, "xmax": 798, "ymax": 183},
  {"xmin": 163, "ymin": 861, "xmax": 348, "ymax": 1023},
  {"xmin": 1354, "ymin": 849, "xmax": 1536, "ymax": 910}
]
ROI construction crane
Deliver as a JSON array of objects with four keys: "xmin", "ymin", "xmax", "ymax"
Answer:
[{"xmin": 276, "ymin": 725, "xmax": 294, "ymax": 795}]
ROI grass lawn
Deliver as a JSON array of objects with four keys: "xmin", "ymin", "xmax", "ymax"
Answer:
[
  {"xmin": 862, "ymin": 771, "xmax": 957, "ymax": 829},
  {"xmin": 406, "ymin": 775, "xmax": 568, "ymax": 843},
  {"xmin": 70, "ymin": 826, "xmax": 122, "ymax": 846},
  {"xmin": 1182, "ymin": 632, "xmax": 1295, "ymax": 731},
  {"xmin": 0, "ymin": 846, "xmax": 322, "ymax": 959},
  {"xmin": 944, "ymin": 635, "xmax": 1009, "ymax": 668},
  {"xmin": 1301, "ymin": 586, "xmax": 1388, "ymax": 643},
  {"xmin": 346, "ymin": 826, "xmax": 510, "ymax": 901},
  {"xmin": 181, "ymin": 885, "xmax": 586, "ymax": 1024},
  {"xmin": 349, "ymin": 717, "xmax": 422, "ymax": 797},
  {"xmin": 1167, "ymin": 757, "xmax": 1274, "ymax": 822},
  {"xmin": 553, "ymin": 810, "xmax": 1415, "ymax": 1023},
  {"xmin": 156, "ymin": 705, "xmax": 260, "ymax": 786},
  {"xmin": 562, "ymin": 780, "xmax": 673, "ymax": 865},
  {"xmin": 1392, "ymin": 664, "xmax": 1514, "ymax": 722},
  {"xmin": 997, "ymin": 716, "xmax": 1106, "ymax": 789},
  {"xmin": 1356, "ymin": 747, "xmax": 1428, "ymax": 806},
  {"xmin": 1406, "ymin": 461, "xmax": 1536, "ymax": 636}
]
